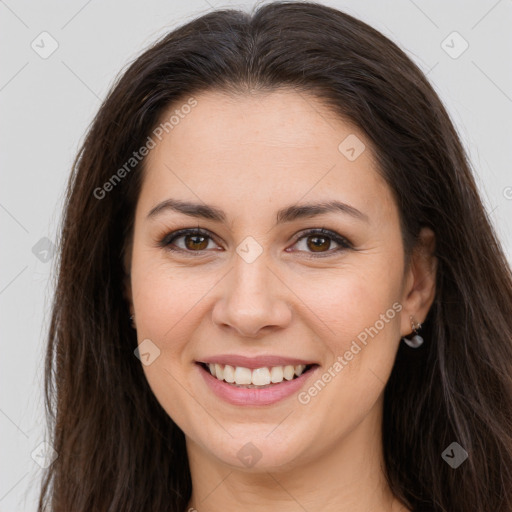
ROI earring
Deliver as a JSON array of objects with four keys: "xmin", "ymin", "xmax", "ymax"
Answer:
[
  {"xmin": 129, "ymin": 314, "xmax": 136, "ymax": 329},
  {"xmin": 402, "ymin": 315, "xmax": 424, "ymax": 348}
]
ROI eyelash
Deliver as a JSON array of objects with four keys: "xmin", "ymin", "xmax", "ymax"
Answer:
[{"xmin": 158, "ymin": 227, "xmax": 353, "ymax": 258}]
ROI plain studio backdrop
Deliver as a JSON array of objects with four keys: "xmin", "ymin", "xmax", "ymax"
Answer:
[{"xmin": 0, "ymin": 0, "xmax": 511, "ymax": 510}]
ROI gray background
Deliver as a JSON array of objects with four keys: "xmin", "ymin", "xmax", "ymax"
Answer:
[{"xmin": 1, "ymin": 0, "xmax": 511, "ymax": 510}]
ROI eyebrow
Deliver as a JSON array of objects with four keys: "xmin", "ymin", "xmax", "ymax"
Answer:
[{"xmin": 146, "ymin": 198, "xmax": 369, "ymax": 225}]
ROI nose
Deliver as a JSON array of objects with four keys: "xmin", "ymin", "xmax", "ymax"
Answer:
[{"xmin": 211, "ymin": 254, "xmax": 292, "ymax": 338}]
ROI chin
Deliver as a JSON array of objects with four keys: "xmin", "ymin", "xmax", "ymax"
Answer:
[{"xmin": 190, "ymin": 426, "xmax": 314, "ymax": 472}]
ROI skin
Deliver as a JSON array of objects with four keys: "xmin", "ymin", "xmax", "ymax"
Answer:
[{"xmin": 124, "ymin": 89, "xmax": 437, "ymax": 512}]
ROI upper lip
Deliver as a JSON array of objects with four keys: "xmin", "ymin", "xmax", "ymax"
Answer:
[{"xmin": 197, "ymin": 354, "xmax": 318, "ymax": 369}]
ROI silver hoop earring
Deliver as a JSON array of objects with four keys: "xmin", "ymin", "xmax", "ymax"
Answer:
[{"xmin": 402, "ymin": 315, "xmax": 424, "ymax": 348}]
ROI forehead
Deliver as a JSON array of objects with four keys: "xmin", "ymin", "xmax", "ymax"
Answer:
[{"xmin": 138, "ymin": 89, "xmax": 396, "ymax": 226}]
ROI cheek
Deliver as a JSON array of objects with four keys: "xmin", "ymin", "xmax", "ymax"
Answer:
[
  {"xmin": 293, "ymin": 262, "xmax": 403, "ymax": 419},
  {"xmin": 296, "ymin": 262, "xmax": 401, "ymax": 348},
  {"xmin": 130, "ymin": 259, "xmax": 207, "ymax": 429},
  {"xmin": 294, "ymin": 271, "xmax": 402, "ymax": 431},
  {"xmin": 131, "ymin": 255, "xmax": 212, "ymax": 344}
]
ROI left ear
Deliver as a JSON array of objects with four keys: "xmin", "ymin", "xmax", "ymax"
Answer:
[{"xmin": 400, "ymin": 226, "xmax": 437, "ymax": 336}]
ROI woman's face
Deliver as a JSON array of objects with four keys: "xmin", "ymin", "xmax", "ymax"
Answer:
[{"xmin": 126, "ymin": 89, "xmax": 435, "ymax": 470}]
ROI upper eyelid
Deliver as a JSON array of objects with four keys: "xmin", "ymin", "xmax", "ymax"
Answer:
[{"xmin": 161, "ymin": 227, "xmax": 352, "ymax": 252}]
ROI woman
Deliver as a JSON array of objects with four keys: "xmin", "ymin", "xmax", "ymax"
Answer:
[{"xmin": 38, "ymin": 2, "xmax": 512, "ymax": 511}]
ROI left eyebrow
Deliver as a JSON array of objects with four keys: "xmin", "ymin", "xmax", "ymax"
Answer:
[
  {"xmin": 275, "ymin": 200, "xmax": 369, "ymax": 224},
  {"xmin": 146, "ymin": 198, "xmax": 370, "ymax": 225}
]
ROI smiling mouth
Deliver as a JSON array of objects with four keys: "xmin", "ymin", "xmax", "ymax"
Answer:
[{"xmin": 197, "ymin": 362, "xmax": 318, "ymax": 388}]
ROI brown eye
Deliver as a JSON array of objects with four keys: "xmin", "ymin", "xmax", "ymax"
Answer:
[
  {"xmin": 183, "ymin": 233, "xmax": 209, "ymax": 251},
  {"xmin": 160, "ymin": 228, "xmax": 219, "ymax": 254},
  {"xmin": 289, "ymin": 228, "xmax": 352, "ymax": 257},
  {"xmin": 306, "ymin": 235, "xmax": 331, "ymax": 252}
]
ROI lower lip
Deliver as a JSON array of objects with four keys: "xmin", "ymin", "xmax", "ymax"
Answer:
[{"xmin": 197, "ymin": 363, "xmax": 319, "ymax": 406}]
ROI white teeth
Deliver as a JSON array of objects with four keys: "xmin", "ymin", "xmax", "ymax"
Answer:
[
  {"xmin": 283, "ymin": 365, "xmax": 295, "ymax": 380},
  {"xmin": 234, "ymin": 366, "xmax": 252, "ymax": 385},
  {"xmin": 215, "ymin": 363, "xmax": 224, "ymax": 381},
  {"xmin": 270, "ymin": 366, "xmax": 284, "ymax": 383},
  {"xmin": 252, "ymin": 367, "xmax": 271, "ymax": 386},
  {"xmin": 294, "ymin": 364, "xmax": 306, "ymax": 376},
  {"xmin": 205, "ymin": 362, "xmax": 310, "ymax": 386},
  {"xmin": 223, "ymin": 364, "xmax": 235, "ymax": 383}
]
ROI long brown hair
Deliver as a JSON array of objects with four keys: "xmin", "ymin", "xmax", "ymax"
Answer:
[{"xmin": 38, "ymin": 2, "xmax": 512, "ymax": 511}]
